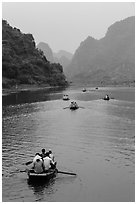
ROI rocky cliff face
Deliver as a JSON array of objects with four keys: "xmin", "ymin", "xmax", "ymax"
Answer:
[
  {"xmin": 37, "ymin": 43, "xmax": 73, "ymax": 73},
  {"xmin": 66, "ymin": 16, "xmax": 135, "ymax": 86},
  {"xmin": 2, "ymin": 20, "xmax": 68, "ymax": 88}
]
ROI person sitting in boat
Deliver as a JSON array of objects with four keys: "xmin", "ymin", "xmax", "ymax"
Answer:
[
  {"xmin": 33, "ymin": 158, "xmax": 44, "ymax": 174},
  {"xmin": 74, "ymin": 102, "xmax": 78, "ymax": 108},
  {"xmin": 70, "ymin": 101, "xmax": 79, "ymax": 109},
  {"xmin": 43, "ymin": 152, "xmax": 56, "ymax": 172},
  {"xmin": 49, "ymin": 149, "xmax": 55, "ymax": 162},
  {"xmin": 33, "ymin": 153, "xmax": 42, "ymax": 164},
  {"xmin": 105, "ymin": 94, "xmax": 109, "ymax": 100},
  {"xmin": 40, "ymin": 148, "xmax": 47, "ymax": 158},
  {"xmin": 69, "ymin": 101, "xmax": 75, "ymax": 108}
]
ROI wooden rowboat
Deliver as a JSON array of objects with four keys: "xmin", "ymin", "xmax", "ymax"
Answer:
[
  {"xmin": 63, "ymin": 95, "xmax": 69, "ymax": 100},
  {"xmin": 103, "ymin": 97, "xmax": 110, "ymax": 101},
  {"xmin": 82, "ymin": 88, "xmax": 86, "ymax": 92},
  {"xmin": 70, "ymin": 106, "xmax": 79, "ymax": 110},
  {"xmin": 27, "ymin": 169, "xmax": 58, "ymax": 182}
]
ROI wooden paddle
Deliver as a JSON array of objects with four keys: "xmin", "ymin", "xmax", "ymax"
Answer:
[
  {"xmin": 64, "ymin": 106, "xmax": 85, "ymax": 109},
  {"xmin": 20, "ymin": 168, "xmax": 76, "ymax": 176},
  {"xmin": 25, "ymin": 161, "xmax": 33, "ymax": 165},
  {"xmin": 20, "ymin": 170, "xmax": 27, "ymax": 172},
  {"xmin": 57, "ymin": 170, "xmax": 77, "ymax": 176}
]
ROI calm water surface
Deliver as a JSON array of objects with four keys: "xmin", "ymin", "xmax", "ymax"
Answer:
[{"xmin": 2, "ymin": 86, "xmax": 135, "ymax": 202}]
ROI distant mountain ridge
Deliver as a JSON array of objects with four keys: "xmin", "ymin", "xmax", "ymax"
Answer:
[
  {"xmin": 53, "ymin": 50, "xmax": 73, "ymax": 60},
  {"xmin": 53, "ymin": 50, "xmax": 73, "ymax": 73},
  {"xmin": 37, "ymin": 42, "xmax": 73, "ymax": 72},
  {"xmin": 66, "ymin": 16, "xmax": 135, "ymax": 86}
]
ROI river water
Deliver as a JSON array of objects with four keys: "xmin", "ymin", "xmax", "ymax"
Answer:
[{"xmin": 2, "ymin": 86, "xmax": 135, "ymax": 202}]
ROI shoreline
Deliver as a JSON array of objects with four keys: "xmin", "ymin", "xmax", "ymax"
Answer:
[
  {"xmin": 2, "ymin": 83, "xmax": 135, "ymax": 96},
  {"xmin": 2, "ymin": 84, "xmax": 67, "ymax": 96}
]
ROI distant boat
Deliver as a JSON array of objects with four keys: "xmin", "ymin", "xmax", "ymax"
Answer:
[
  {"xmin": 82, "ymin": 88, "xmax": 86, "ymax": 92},
  {"xmin": 63, "ymin": 95, "xmax": 69, "ymax": 100},
  {"xmin": 95, "ymin": 87, "xmax": 98, "ymax": 90},
  {"xmin": 103, "ymin": 95, "xmax": 110, "ymax": 101}
]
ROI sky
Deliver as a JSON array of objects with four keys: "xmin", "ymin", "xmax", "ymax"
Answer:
[{"xmin": 2, "ymin": 2, "xmax": 135, "ymax": 54}]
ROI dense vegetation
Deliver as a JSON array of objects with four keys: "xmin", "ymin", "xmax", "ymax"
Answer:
[{"xmin": 2, "ymin": 20, "xmax": 68, "ymax": 88}]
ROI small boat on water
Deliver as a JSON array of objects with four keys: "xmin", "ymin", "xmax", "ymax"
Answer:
[
  {"xmin": 27, "ymin": 168, "xmax": 58, "ymax": 182},
  {"xmin": 69, "ymin": 101, "xmax": 79, "ymax": 110},
  {"xmin": 70, "ymin": 106, "xmax": 79, "ymax": 110},
  {"xmin": 103, "ymin": 95, "xmax": 110, "ymax": 100},
  {"xmin": 82, "ymin": 88, "xmax": 86, "ymax": 92},
  {"xmin": 63, "ymin": 94, "xmax": 69, "ymax": 100}
]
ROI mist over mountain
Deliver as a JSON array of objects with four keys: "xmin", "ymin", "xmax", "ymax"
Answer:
[
  {"xmin": 53, "ymin": 50, "xmax": 73, "ymax": 60},
  {"xmin": 53, "ymin": 50, "xmax": 73, "ymax": 73},
  {"xmin": 66, "ymin": 16, "xmax": 135, "ymax": 86},
  {"xmin": 37, "ymin": 43, "xmax": 73, "ymax": 73},
  {"xmin": 37, "ymin": 42, "xmax": 54, "ymax": 62}
]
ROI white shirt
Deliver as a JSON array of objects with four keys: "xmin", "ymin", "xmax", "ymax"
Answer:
[
  {"xmin": 34, "ymin": 160, "xmax": 43, "ymax": 173},
  {"xmin": 43, "ymin": 156, "xmax": 53, "ymax": 170},
  {"xmin": 49, "ymin": 153, "xmax": 54, "ymax": 161},
  {"xmin": 33, "ymin": 155, "xmax": 42, "ymax": 164}
]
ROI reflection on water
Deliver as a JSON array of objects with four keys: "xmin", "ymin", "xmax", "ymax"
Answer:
[
  {"xmin": 2, "ymin": 87, "xmax": 135, "ymax": 202},
  {"xmin": 2, "ymin": 87, "xmax": 66, "ymax": 106},
  {"xmin": 27, "ymin": 177, "xmax": 56, "ymax": 202}
]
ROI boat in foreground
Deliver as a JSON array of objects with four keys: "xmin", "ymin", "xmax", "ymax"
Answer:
[{"xmin": 27, "ymin": 168, "xmax": 58, "ymax": 182}]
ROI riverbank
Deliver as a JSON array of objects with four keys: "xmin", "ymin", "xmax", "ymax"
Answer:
[
  {"xmin": 2, "ymin": 82, "xmax": 134, "ymax": 96},
  {"xmin": 2, "ymin": 84, "xmax": 68, "ymax": 96}
]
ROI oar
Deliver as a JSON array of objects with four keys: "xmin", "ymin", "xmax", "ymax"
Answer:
[
  {"xmin": 79, "ymin": 106, "xmax": 85, "ymax": 109},
  {"xmin": 20, "ymin": 170, "xmax": 27, "ymax": 172},
  {"xmin": 57, "ymin": 170, "xmax": 77, "ymax": 176},
  {"xmin": 25, "ymin": 161, "xmax": 33, "ymax": 165},
  {"xmin": 63, "ymin": 107, "xmax": 69, "ymax": 109}
]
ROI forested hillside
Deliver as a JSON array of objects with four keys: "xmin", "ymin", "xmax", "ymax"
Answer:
[{"xmin": 2, "ymin": 20, "xmax": 68, "ymax": 88}]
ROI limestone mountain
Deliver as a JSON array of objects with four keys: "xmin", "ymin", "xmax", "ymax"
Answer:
[
  {"xmin": 66, "ymin": 16, "xmax": 135, "ymax": 85},
  {"xmin": 53, "ymin": 50, "xmax": 73, "ymax": 60},
  {"xmin": 53, "ymin": 50, "xmax": 73, "ymax": 73},
  {"xmin": 2, "ymin": 20, "xmax": 68, "ymax": 88},
  {"xmin": 36, "ymin": 44, "xmax": 73, "ymax": 73},
  {"xmin": 37, "ymin": 42, "xmax": 54, "ymax": 62}
]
